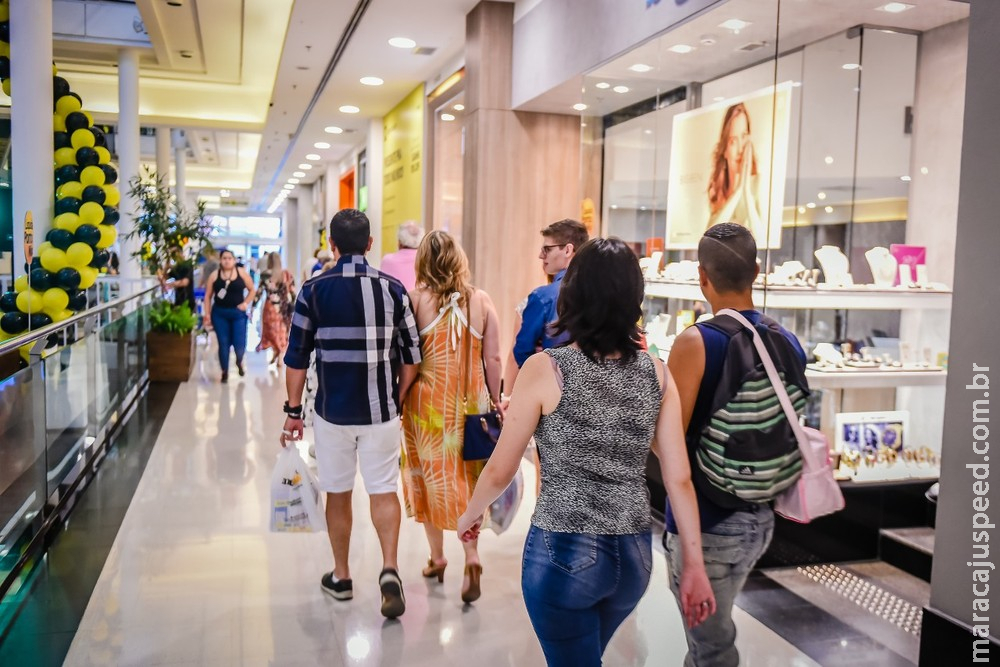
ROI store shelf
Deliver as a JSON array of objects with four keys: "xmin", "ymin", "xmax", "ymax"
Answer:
[
  {"xmin": 806, "ymin": 369, "xmax": 948, "ymax": 389},
  {"xmin": 644, "ymin": 281, "xmax": 952, "ymax": 310}
]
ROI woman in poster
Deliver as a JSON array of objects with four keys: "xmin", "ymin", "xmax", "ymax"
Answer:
[{"xmin": 707, "ymin": 102, "xmax": 764, "ymax": 232}]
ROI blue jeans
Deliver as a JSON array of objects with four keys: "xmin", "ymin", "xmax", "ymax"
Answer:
[
  {"xmin": 211, "ymin": 307, "xmax": 247, "ymax": 373},
  {"xmin": 664, "ymin": 506, "xmax": 775, "ymax": 667},
  {"xmin": 521, "ymin": 525, "xmax": 652, "ymax": 666}
]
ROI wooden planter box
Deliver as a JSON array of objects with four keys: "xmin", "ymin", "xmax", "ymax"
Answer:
[{"xmin": 147, "ymin": 330, "xmax": 195, "ymax": 382}]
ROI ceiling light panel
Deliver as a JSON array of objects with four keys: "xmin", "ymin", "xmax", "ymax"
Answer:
[
  {"xmin": 324, "ymin": 126, "xmax": 343, "ymax": 134},
  {"xmin": 628, "ymin": 63, "xmax": 653, "ymax": 73},
  {"xmin": 389, "ymin": 37, "xmax": 416, "ymax": 49},
  {"xmin": 339, "ymin": 105, "xmax": 360, "ymax": 114},
  {"xmin": 878, "ymin": 2, "xmax": 914, "ymax": 13},
  {"xmin": 668, "ymin": 44, "xmax": 695, "ymax": 54},
  {"xmin": 314, "ymin": 142, "xmax": 330, "ymax": 149},
  {"xmin": 360, "ymin": 76, "xmax": 384, "ymax": 86},
  {"xmin": 718, "ymin": 19, "xmax": 751, "ymax": 32},
  {"xmin": 305, "ymin": 154, "xmax": 321, "ymax": 160}
]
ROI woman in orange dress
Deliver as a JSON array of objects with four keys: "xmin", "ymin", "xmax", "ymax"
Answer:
[
  {"xmin": 254, "ymin": 252, "xmax": 295, "ymax": 367},
  {"xmin": 401, "ymin": 231, "xmax": 504, "ymax": 604}
]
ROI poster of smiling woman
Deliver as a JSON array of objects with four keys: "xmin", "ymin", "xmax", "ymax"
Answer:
[{"xmin": 666, "ymin": 82, "xmax": 792, "ymax": 249}]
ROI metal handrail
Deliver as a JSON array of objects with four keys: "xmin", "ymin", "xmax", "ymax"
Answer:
[{"xmin": 0, "ymin": 282, "xmax": 161, "ymax": 356}]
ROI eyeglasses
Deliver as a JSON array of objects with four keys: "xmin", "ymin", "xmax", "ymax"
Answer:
[{"xmin": 540, "ymin": 244, "xmax": 567, "ymax": 255}]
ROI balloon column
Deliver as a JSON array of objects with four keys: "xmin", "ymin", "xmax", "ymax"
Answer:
[{"xmin": 0, "ymin": 1, "xmax": 122, "ymax": 344}]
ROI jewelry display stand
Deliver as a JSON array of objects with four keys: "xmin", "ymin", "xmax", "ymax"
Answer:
[
  {"xmin": 814, "ymin": 245, "xmax": 853, "ymax": 287},
  {"xmin": 865, "ymin": 246, "xmax": 899, "ymax": 288}
]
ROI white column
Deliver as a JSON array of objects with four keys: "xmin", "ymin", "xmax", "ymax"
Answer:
[
  {"xmin": 117, "ymin": 49, "xmax": 141, "ymax": 285},
  {"xmin": 155, "ymin": 126, "xmax": 172, "ymax": 188},
  {"xmin": 172, "ymin": 128, "xmax": 187, "ymax": 210},
  {"xmin": 10, "ymin": 0, "xmax": 54, "ymax": 276},
  {"xmin": 284, "ymin": 197, "xmax": 301, "ymax": 283}
]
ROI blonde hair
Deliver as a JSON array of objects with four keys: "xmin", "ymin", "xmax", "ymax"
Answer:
[
  {"xmin": 265, "ymin": 252, "xmax": 285, "ymax": 284},
  {"xmin": 416, "ymin": 230, "xmax": 473, "ymax": 309}
]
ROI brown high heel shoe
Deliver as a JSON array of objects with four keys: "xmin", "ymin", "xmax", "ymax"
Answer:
[
  {"xmin": 421, "ymin": 558, "xmax": 447, "ymax": 583},
  {"xmin": 461, "ymin": 564, "xmax": 482, "ymax": 603}
]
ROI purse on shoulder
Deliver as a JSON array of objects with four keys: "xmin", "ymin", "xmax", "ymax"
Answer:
[{"xmin": 459, "ymin": 298, "xmax": 502, "ymax": 461}]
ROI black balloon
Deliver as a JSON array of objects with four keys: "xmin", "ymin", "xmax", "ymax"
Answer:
[
  {"xmin": 0, "ymin": 56, "xmax": 9, "ymax": 81},
  {"xmin": 0, "ymin": 291, "xmax": 17, "ymax": 313},
  {"xmin": 0, "ymin": 22, "xmax": 8, "ymax": 43},
  {"xmin": 76, "ymin": 146, "xmax": 99, "ymax": 167},
  {"xmin": 29, "ymin": 268, "xmax": 54, "ymax": 291},
  {"xmin": 69, "ymin": 92, "xmax": 82, "ymax": 106},
  {"xmin": 81, "ymin": 185, "xmax": 106, "ymax": 205},
  {"xmin": 65, "ymin": 112, "xmax": 89, "ymax": 133},
  {"xmin": 56, "ymin": 268, "xmax": 81, "ymax": 290},
  {"xmin": 53, "ymin": 76, "xmax": 70, "ymax": 102},
  {"xmin": 30, "ymin": 257, "xmax": 42, "ymax": 270},
  {"xmin": 54, "ymin": 131, "xmax": 70, "ymax": 150},
  {"xmin": 91, "ymin": 126, "xmax": 107, "ymax": 148},
  {"xmin": 47, "ymin": 228, "xmax": 75, "ymax": 250},
  {"xmin": 74, "ymin": 224, "xmax": 101, "ymax": 246},
  {"xmin": 102, "ymin": 207, "xmax": 120, "ymax": 225},
  {"xmin": 68, "ymin": 290, "xmax": 88, "ymax": 311},
  {"xmin": 91, "ymin": 250, "xmax": 110, "ymax": 268},
  {"xmin": 54, "ymin": 197, "xmax": 82, "ymax": 216},
  {"xmin": 29, "ymin": 313, "xmax": 53, "ymax": 329},
  {"xmin": 55, "ymin": 165, "xmax": 80, "ymax": 185},
  {"xmin": 100, "ymin": 164, "xmax": 118, "ymax": 184},
  {"xmin": 1, "ymin": 311, "xmax": 28, "ymax": 334}
]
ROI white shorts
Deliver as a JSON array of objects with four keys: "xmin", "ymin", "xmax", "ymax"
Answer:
[{"xmin": 312, "ymin": 415, "xmax": 401, "ymax": 495}]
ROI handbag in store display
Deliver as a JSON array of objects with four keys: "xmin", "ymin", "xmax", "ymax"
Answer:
[
  {"xmin": 459, "ymin": 300, "xmax": 503, "ymax": 462},
  {"xmin": 718, "ymin": 309, "xmax": 845, "ymax": 523}
]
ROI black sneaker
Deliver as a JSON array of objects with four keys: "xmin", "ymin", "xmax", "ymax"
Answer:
[
  {"xmin": 321, "ymin": 573, "xmax": 353, "ymax": 600},
  {"xmin": 221, "ymin": 371, "xmax": 228, "ymax": 384},
  {"xmin": 379, "ymin": 568, "xmax": 405, "ymax": 619},
  {"xmin": 237, "ymin": 361, "xmax": 246, "ymax": 377}
]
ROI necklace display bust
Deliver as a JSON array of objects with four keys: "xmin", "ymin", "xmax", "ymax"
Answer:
[{"xmin": 814, "ymin": 245, "xmax": 853, "ymax": 287}]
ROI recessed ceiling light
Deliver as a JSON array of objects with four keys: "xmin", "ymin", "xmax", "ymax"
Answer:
[
  {"xmin": 639, "ymin": 206, "xmax": 647, "ymax": 211},
  {"xmin": 305, "ymin": 153, "xmax": 321, "ymax": 160},
  {"xmin": 298, "ymin": 163, "xmax": 313, "ymax": 170},
  {"xmin": 792, "ymin": 81, "xmax": 803, "ymax": 87},
  {"xmin": 824, "ymin": 156, "xmax": 834, "ymax": 165},
  {"xmin": 798, "ymin": 206, "xmax": 806, "ymax": 214},
  {"xmin": 877, "ymin": 2, "xmax": 914, "ymax": 13},
  {"xmin": 293, "ymin": 171, "xmax": 306, "ymax": 178},
  {"xmin": 283, "ymin": 184, "xmax": 295, "ymax": 190},
  {"xmin": 817, "ymin": 192, "xmax": 827, "ymax": 200},
  {"xmin": 573, "ymin": 103, "xmax": 588, "ymax": 111},
  {"xmin": 360, "ymin": 76, "xmax": 384, "ymax": 86},
  {"xmin": 613, "ymin": 85, "xmax": 629, "ymax": 94},
  {"xmin": 668, "ymin": 45, "xmax": 695, "ymax": 54},
  {"xmin": 440, "ymin": 113, "xmax": 455, "ymax": 121},
  {"xmin": 718, "ymin": 18, "xmax": 751, "ymax": 33},
  {"xmin": 288, "ymin": 178, "xmax": 300, "ymax": 184},
  {"xmin": 713, "ymin": 96, "xmax": 725, "ymax": 102},
  {"xmin": 900, "ymin": 175, "xmax": 912, "ymax": 182},
  {"xmin": 824, "ymin": 206, "xmax": 834, "ymax": 213},
  {"xmin": 806, "ymin": 202, "xmax": 816, "ymax": 209},
  {"xmin": 920, "ymin": 166, "xmax": 929, "ymax": 175},
  {"xmin": 453, "ymin": 103, "xmax": 465, "ymax": 111},
  {"xmin": 842, "ymin": 63, "xmax": 861, "ymax": 70},
  {"xmin": 611, "ymin": 205, "xmax": 618, "ymax": 210},
  {"xmin": 628, "ymin": 63, "xmax": 653, "ymax": 73},
  {"xmin": 339, "ymin": 105, "xmax": 360, "ymax": 114},
  {"xmin": 389, "ymin": 37, "xmax": 416, "ymax": 49},
  {"xmin": 314, "ymin": 142, "xmax": 331, "ymax": 149},
  {"xmin": 595, "ymin": 82, "xmax": 611, "ymax": 89},
  {"xmin": 324, "ymin": 126, "xmax": 343, "ymax": 134}
]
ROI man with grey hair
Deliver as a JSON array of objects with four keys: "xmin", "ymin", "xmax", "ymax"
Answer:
[{"xmin": 380, "ymin": 221, "xmax": 424, "ymax": 292}]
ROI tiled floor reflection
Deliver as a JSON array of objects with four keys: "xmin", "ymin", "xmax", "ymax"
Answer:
[{"xmin": 64, "ymin": 346, "xmax": 819, "ymax": 666}]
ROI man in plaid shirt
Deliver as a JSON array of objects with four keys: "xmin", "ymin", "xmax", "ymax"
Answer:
[{"xmin": 281, "ymin": 209, "xmax": 421, "ymax": 619}]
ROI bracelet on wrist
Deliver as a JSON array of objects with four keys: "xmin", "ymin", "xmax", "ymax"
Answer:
[{"xmin": 283, "ymin": 401, "xmax": 303, "ymax": 419}]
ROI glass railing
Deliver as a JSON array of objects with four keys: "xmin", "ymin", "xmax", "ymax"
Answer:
[{"xmin": 0, "ymin": 279, "xmax": 158, "ymax": 603}]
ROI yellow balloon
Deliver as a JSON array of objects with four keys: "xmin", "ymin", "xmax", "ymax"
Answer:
[
  {"xmin": 57, "ymin": 181, "xmax": 84, "ymax": 200},
  {"xmin": 78, "ymin": 201, "xmax": 104, "ymax": 226},
  {"xmin": 42, "ymin": 288, "xmax": 69, "ymax": 313},
  {"xmin": 40, "ymin": 248, "xmax": 69, "ymax": 273},
  {"xmin": 102, "ymin": 185, "xmax": 121, "ymax": 207},
  {"xmin": 71, "ymin": 128, "xmax": 95, "ymax": 149},
  {"xmin": 80, "ymin": 165, "xmax": 105, "ymax": 187},
  {"xmin": 37, "ymin": 242, "xmax": 54, "ymax": 256},
  {"xmin": 53, "ymin": 64, "xmax": 58, "ymax": 76},
  {"xmin": 50, "ymin": 309, "xmax": 74, "ymax": 322},
  {"xmin": 54, "ymin": 113, "xmax": 66, "ymax": 133},
  {"xmin": 54, "ymin": 147, "xmax": 77, "ymax": 168},
  {"xmin": 83, "ymin": 111, "xmax": 94, "ymax": 127},
  {"xmin": 55, "ymin": 95, "xmax": 82, "ymax": 116},
  {"xmin": 1, "ymin": 78, "xmax": 9, "ymax": 98},
  {"xmin": 67, "ymin": 242, "xmax": 94, "ymax": 268},
  {"xmin": 14, "ymin": 275, "xmax": 29, "ymax": 293},
  {"xmin": 96, "ymin": 225, "xmax": 118, "ymax": 250},
  {"xmin": 0, "ymin": 6, "xmax": 8, "ymax": 22},
  {"xmin": 95, "ymin": 146, "xmax": 111, "ymax": 165},
  {"xmin": 54, "ymin": 212, "xmax": 81, "ymax": 233},
  {"xmin": 0, "ymin": 42, "xmax": 9, "ymax": 59},
  {"xmin": 77, "ymin": 266, "xmax": 98, "ymax": 290},
  {"xmin": 16, "ymin": 289, "xmax": 44, "ymax": 314}
]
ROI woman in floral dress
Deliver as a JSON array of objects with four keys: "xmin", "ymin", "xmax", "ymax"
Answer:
[{"xmin": 254, "ymin": 252, "xmax": 295, "ymax": 367}]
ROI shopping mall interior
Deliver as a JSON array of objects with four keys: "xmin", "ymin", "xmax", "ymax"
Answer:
[{"xmin": 0, "ymin": 0, "xmax": 997, "ymax": 665}]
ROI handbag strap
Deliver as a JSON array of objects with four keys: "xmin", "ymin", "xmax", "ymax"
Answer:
[
  {"xmin": 460, "ymin": 291, "xmax": 495, "ymax": 411},
  {"xmin": 715, "ymin": 309, "xmax": 818, "ymax": 468}
]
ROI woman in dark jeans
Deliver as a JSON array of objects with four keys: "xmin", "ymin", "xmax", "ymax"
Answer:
[
  {"xmin": 204, "ymin": 249, "xmax": 256, "ymax": 382},
  {"xmin": 458, "ymin": 238, "xmax": 715, "ymax": 666}
]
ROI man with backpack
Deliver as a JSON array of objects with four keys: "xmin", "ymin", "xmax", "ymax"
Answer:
[{"xmin": 665, "ymin": 223, "xmax": 808, "ymax": 666}]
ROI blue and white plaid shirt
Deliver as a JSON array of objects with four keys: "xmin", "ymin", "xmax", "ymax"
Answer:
[{"xmin": 284, "ymin": 255, "xmax": 422, "ymax": 425}]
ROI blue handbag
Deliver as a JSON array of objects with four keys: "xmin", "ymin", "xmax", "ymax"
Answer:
[{"xmin": 459, "ymin": 301, "xmax": 502, "ymax": 461}]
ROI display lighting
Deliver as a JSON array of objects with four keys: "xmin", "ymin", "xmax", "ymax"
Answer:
[
  {"xmin": 920, "ymin": 166, "xmax": 929, "ymax": 175},
  {"xmin": 288, "ymin": 178, "xmax": 300, "ymax": 184},
  {"xmin": 314, "ymin": 142, "xmax": 331, "ymax": 149},
  {"xmin": 798, "ymin": 206, "xmax": 806, "ymax": 214},
  {"xmin": 613, "ymin": 85, "xmax": 629, "ymax": 94},
  {"xmin": 440, "ymin": 113, "xmax": 456, "ymax": 121},
  {"xmin": 825, "ymin": 206, "xmax": 834, "ymax": 213},
  {"xmin": 718, "ymin": 19, "xmax": 751, "ymax": 33},
  {"xmin": 360, "ymin": 76, "xmax": 384, "ymax": 86},
  {"xmin": 595, "ymin": 82, "xmax": 611, "ymax": 89},
  {"xmin": 628, "ymin": 63, "xmax": 653, "ymax": 73},
  {"xmin": 388, "ymin": 37, "xmax": 416, "ymax": 49},
  {"xmin": 877, "ymin": 2, "xmax": 914, "ymax": 13},
  {"xmin": 572, "ymin": 103, "xmax": 588, "ymax": 111},
  {"xmin": 453, "ymin": 104, "xmax": 465, "ymax": 111},
  {"xmin": 339, "ymin": 105, "xmax": 360, "ymax": 114},
  {"xmin": 842, "ymin": 63, "xmax": 861, "ymax": 71},
  {"xmin": 298, "ymin": 163, "xmax": 313, "ymax": 170},
  {"xmin": 220, "ymin": 189, "xmax": 230, "ymax": 197},
  {"xmin": 817, "ymin": 192, "xmax": 827, "ymax": 200},
  {"xmin": 824, "ymin": 156, "xmax": 834, "ymax": 165},
  {"xmin": 305, "ymin": 154, "xmax": 321, "ymax": 160},
  {"xmin": 667, "ymin": 45, "xmax": 695, "ymax": 54},
  {"xmin": 806, "ymin": 202, "xmax": 816, "ymax": 209},
  {"xmin": 293, "ymin": 171, "xmax": 306, "ymax": 178},
  {"xmin": 324, "ymin": 126, "xmax": 344, "ymax": 134}
]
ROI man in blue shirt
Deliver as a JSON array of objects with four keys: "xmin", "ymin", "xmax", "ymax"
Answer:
[
  {"xmin": 512, "ymin": 219, "xmax": 589, "ymax": 367},
  {"xmin": 665, "ymin": 223, "xmax": 807, "ymax": 666},
  {"xmin": 281, "ymin": 209, "xmax": 422, "ymax": 619}
]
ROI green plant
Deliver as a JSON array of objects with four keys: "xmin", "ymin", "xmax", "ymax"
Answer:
[{"xmin": 149, "ymin": 300, "xmax": 198, "ymax": 335}]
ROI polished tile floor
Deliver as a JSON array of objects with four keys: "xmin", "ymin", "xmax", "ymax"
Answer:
[{"xmin": 63, "ymin": 347, "xmax": 820, "ymax": 666}]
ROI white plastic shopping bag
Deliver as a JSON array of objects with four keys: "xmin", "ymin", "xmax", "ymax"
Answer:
[
  {"xmin": 489, "ymin": 467, "xmax": 524, "ymax": 535},
  {"xmin": 270, "ymin": 446, "xmax": 326, "ymax": 533}
]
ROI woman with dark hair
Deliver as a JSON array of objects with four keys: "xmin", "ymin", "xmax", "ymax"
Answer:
[
  {"xmin": 204, "ymin": 249, "xmax": 256, "ymax": 383},
  {"xmin": 457, "ymin": 238, "xmax": 714, "ymax": 666},
  {"xmin": 707, "ymin": 102, "xmax": 763, "ymax": 231}
]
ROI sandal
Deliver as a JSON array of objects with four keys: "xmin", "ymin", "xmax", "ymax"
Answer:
[
  {"xmin": 461, "ymin": 563, "xmax": 482, "ymax": 603},
  {"xmin": 421, "ymin": 558, "xmax": 447, "ymax": 583}
]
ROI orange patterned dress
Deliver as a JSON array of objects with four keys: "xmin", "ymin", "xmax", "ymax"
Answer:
[{"xmin": 402, "ymin": 292, "xmax": 489, "ymax": 530}]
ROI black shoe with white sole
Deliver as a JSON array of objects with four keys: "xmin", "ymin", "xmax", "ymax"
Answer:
[
  {"xmin": 379, "ymin": 568, "xmax": 405, "ymax": 618},
  {"xmin": 321, "ymin": 573, "xmax": 353, "ymax": 600}
]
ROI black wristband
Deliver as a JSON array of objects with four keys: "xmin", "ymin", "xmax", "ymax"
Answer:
[{"xmin": 283, "ymin": 401, "xmax": 303, "ymax": 418}]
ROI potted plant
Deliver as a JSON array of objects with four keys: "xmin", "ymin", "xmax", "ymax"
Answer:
[{"xmin": 126, "ymin": 168, "xmax": 214, "ymax": 382}]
